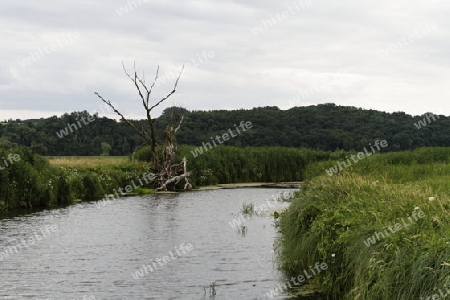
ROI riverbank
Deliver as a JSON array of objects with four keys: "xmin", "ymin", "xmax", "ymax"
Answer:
[
  {"xmin": 0, "ymin": 149, "xmax": 154, "ymax": 211},
  {"xmin": 197, "ymin": 182, "xmax": 302, "ymax": 190},
  {"xmin": 1, "ymin": 147, "xmax": 312, "ymax": 211},
  {"xmin": 277, "ymin": 147, "xmax": 450, "ymax": 299}
]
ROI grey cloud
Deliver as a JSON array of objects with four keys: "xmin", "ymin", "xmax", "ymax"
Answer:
[{"xmin": 1, "ymin": 0, "xmax": 449, "ymax": 119}]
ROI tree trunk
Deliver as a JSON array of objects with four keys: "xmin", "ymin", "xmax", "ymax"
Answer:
[{"xmin": 94, "ymin": 63, "xmax": 190, "ymax": 191}]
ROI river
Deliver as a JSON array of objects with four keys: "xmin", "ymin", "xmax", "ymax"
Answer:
[{"xmin": 0, "ymin": 188, "xmax": 298, "ymax": 300}]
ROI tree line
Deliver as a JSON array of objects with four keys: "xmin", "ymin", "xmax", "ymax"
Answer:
[{"xmin": 1, "ymin": 104, "xmax": 449, "ymax": 156}]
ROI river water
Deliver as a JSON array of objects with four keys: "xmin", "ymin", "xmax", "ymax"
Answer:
[{"xmin": 0, "ymin": 188, "xmax": 297, "ymax": 300}]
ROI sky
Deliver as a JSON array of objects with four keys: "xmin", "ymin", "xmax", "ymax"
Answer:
[{"xmin": 1, "ymin": 0, "xmax": 449, "ymax": 121}]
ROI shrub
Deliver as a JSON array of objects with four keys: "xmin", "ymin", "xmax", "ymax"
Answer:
[
  {"xmin": 133, "ymin": 146, "xmax": 153, "ymax": 162},
  {"xmin": 0, "ymin": 147, "xmax": 58, "ymax": 209},
  {"xmin": 82, "ymin": 173, "xmax": 104, "ymax": 200},
  {"xmin": 56, "ymin": 176, "xmax": 72, "ymax": 204}
]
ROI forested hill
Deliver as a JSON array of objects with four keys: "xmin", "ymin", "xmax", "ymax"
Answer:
[{"xmin": 1, "ymin": 103, "xmax": 448, "ymax": 156}]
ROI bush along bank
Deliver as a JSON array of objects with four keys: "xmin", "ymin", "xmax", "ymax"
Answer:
[
  {"xmin": 0, "ymin": 147, "xmax": 154, "ymax": 212},
  {"xmin": 277, "ymin": 156, "xmax": 450, "ymax": 299},
  {"xmin": 135, "ymin": 145, "xmax": 352, "ymax": 188},
  {"xmin": 0, "ymin": 147, "xmax": 61, "ymax": 210}
]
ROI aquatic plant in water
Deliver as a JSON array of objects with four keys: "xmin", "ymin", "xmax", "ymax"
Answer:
[
  {"xmin": 240, "ymin": 202, "xmax": 255, "ymax": 216},
  {"xmin": 203, "ymin": 282, "xmax": 216, "ymax": 296}
]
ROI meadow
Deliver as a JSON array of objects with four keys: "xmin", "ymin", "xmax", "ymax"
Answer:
[
  {"xmin": 277, "ymin": 147, "xmax": 450, "ymax": 299},
  {"xmin": 48, "ymin": 156, "xmax": 129, "ymax": 167}
]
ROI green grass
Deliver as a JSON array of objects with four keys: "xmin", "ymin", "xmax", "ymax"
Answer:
[
  {"xmin": 0, "ymin": 152, "xmax": 156, "ymax": 211},
  {"xmin": 277, "ymin": 148, "xmax": 450, "ymax": 299},
  {"xmin": 135, "ymin": 187, "xmax": 156, "ymax": 195},
  {"xmin": 52, "ymin": 156, "xmax": 153, "ymax": 201}
]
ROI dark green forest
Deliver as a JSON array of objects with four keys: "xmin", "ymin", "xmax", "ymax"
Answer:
[{"xmin": 1, "ymin": 103, "xmax": 448, "ymax": 156}]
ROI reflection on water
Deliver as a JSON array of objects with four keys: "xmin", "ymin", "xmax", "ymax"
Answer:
[{"xmin": 0, "ymin": 188, "xmax": 302, "ymax": 300}]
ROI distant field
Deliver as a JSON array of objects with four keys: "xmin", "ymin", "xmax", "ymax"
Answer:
[{"xmin": 47, "ymin": 156, "xmax": 129, "ymax": 167}]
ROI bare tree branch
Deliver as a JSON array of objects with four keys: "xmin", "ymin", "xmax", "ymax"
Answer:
[
  {"xmin": 147, "ymin": 66, "xmax": 159, "ymax": 107},
  {"xmin": 94, "ymin": 92, "xmax": 152, "ymax": 145},
  {"xmin": 149, "ymin": 65, "xmax": 184, "ymax": 111},
  {"xmin": 122, "ymin": 61, "xmax": 134, "ymax": 83},
  {"xmin": 174, "ymin": 115, "xmax": 184, "ymax": 134},
  {"xmin": 95, "ymin": 63, "xmax": 190, "ymax": 191},
  {"xmin": 123, "ymin": 61, "xmax": 148, "ymax": 110}
]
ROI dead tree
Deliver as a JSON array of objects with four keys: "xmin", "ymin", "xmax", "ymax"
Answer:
[
  {"xmin": 94, "ymin": 62, "xmax": 191, "ymax": 191},
  {"xmin": 157, "ymin": 113, "xmax": 192, "ymax": 190}
]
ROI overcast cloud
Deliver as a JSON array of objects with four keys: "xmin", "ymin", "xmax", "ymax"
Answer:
[{"xmin": 1, "ymin": 0, "xmax": 449, "ymax": 121}]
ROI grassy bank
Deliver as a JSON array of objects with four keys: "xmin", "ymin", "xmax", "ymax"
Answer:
[
  {"xmin": 135, "ymin": 145, "xmax": 349, "ymax": 187},
  {"xmin": 277, "ymin": 147, "xmax": 450, "ymax": 299},
  {"xmin": 50, "ymin": 156, "xmax": 154, "ymax": 202},
  {"xmin": 0, "ymin": 148, "xmax": 153, "ymax": 211},
  {"xmin": 0, "ymin": 145, "xmax": 376, "ymax": 211}
]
